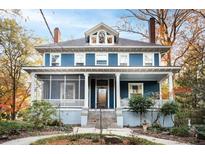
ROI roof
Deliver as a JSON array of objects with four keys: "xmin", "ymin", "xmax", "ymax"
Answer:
[
  {"xmin": 84, "ymin": 22, "xmax": 119, "ymax": 36},
  {"xmin": 35, "ymin": 37, "xmax": 170, "ymax": 53}
]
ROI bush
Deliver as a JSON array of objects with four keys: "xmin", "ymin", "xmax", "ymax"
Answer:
[
  {"xmin": 160, "ymin": 101, "xmax": 179, "ymax": 125},
  {"xmin": 0, "ymin": 120, "xmax": 33, "ymax": 136},
  {"xmin": 48, "ymin": 119, "xmax": 64, "ymax": 127},
  {"xmin": 195, "ymin": 125, "xmax": 205, "ymax": 140},
  {"xmin": 170, "ymin": 126, "xmax": 190, "ymax": 137},
  {"xmin": 25, "ymin": 100, "xmax": 56, "ymax": 129},
  {"xmin": 129, "ymin": 95, "xmax": 153, "ymax": 124}
]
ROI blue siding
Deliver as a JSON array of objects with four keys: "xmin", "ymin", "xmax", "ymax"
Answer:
[
  {"xmin": 45, "ymin": 53, "xmax": 50, "ymax": 66},
  {"xmin": 129, "ymin": 54, "xmax": 143, "ymax": 66},
  {"xmin": 109, "ymin": 79, "xmax": 114, "ymax": 109},
  {"xmin": 61, "ymin": 54, "xmax": 74, "ymax": 66},
  {"xmin": 109, "ymin": 53, "xmax": 118, "ymax": 66},
  {"xmin": 91, "ymin": 79, "xmax": 95, "ymax": 108},
  {"xmin": 154, "ymin": 53, "xmax": 160, "ymax": 66},
  {"xmin": 86, "ymin": 53, "xmax": 95, "ymax": 66},
  {"xmin": 120, "ymin": 81, "xmax": 159, "ymax": 98}
]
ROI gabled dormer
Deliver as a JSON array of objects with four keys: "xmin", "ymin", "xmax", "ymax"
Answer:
[{"xmin": 84, "ymin": 23, "xmax": 119, "ymax": 45}]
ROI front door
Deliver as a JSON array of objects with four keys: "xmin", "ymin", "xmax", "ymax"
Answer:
[{"xmin": 97, "ymin": 80, "xmax": 108, "ymax": 109}]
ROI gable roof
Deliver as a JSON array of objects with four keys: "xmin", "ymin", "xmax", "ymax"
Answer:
[{"xmin": 84, "ymin": 22, "xmax": 119, "ymax": 37}]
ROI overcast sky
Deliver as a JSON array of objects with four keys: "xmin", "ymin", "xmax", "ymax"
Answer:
[{"xmin": 18, "ymin": 9, "xmax": 148, "ymax": 43}]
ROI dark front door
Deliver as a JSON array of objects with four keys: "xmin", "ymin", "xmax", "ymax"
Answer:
[{"xmin": 97, "ymin": 80, "xmax": 108, "ymax": 109}]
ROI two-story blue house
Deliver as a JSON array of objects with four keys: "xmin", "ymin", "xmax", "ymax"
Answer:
[{"xmin": 23, "ymin": 19, "xmax": 180, "ymax": 128}]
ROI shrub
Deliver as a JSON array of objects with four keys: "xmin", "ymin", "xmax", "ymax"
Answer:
[
  {"xmin": 0, "ymin": 120, "xmax": 33, "ymax": 136},
  {"xmin": 25, "ymin": 100, "xmax": 56, "ymax": 129},
  {"xmin": 160, "ymin": 101, "xmax": 179, "ymax": 126},
  {"xmin": 48, "ymin": 119, "xmax": 64, "ymax": 127},
  {"xmin": 129, "ymin": 95, "xmax": 153, "ymax": 124},
  {"xmin": 170, "ymin": 126, "xmax": 190, "ymax": 137}
]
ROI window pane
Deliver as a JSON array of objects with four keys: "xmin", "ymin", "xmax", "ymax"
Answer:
[
  {"xmin": 96, "ymin": 53, "xmax": 107, "ymax": 65},
  {"xmin": 51, "ymin": 54, "xmax": 60, "ymax": 66},
  {"xmin": 119, "ymin": 54, "xmax": 128, "ymax": 66},
  {"xmin": 98, "ymin": 31, "xmax": 105, "ymax": 43},
  {"xmin": 75, "ymin": 53, "xmax": 85, "ymax": 65},
  {"xmin": 144, "ymin": 53, "xmax": 153, "ymax": 66}
]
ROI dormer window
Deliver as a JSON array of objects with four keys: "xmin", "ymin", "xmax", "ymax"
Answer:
[
  {"xmin": 90, "ymin": 30, "xmax": 114, "ymax": 45},
  {"xmin": 98, "ymin": 31, "xmax": 105, "ymax": 44}
]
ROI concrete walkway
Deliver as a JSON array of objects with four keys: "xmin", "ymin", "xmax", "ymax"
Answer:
[
  {"xmin": 1, "ymin": 127, "xmax": 188, "ymax": 145},
  {"xmin": 1, "ymin": 134, "xmax": 67, "ymax": 145}
]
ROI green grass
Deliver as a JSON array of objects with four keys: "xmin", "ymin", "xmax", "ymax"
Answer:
[{"xmin": 31, "ymin": 133, "xmax": 159, "ymax": 145}]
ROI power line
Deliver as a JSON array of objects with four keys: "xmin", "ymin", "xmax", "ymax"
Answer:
[{"xmin": 39, "ymin": 9, "xmax": 54, "ymax": 41}]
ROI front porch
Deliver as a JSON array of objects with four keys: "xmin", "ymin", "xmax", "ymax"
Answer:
[{"xmin": 28, "ymin": 68, "xmax": 176, "ymax": 128}]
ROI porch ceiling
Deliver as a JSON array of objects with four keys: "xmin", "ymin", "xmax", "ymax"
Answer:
[{"xmin": 120, "ymin": 74, "xmax": 167, "ymax": 82}]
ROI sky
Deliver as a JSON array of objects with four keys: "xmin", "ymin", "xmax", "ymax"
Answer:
[{"xmin": 17, "ymin": 9, "xmax": 147, "ymax": 43}]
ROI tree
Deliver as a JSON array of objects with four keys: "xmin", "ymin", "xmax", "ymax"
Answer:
[
  {"xmin": 116, "ymin": 9, "xmax": 193, "ymax": 65},
  {"xmin": 0, "ymin": 19, "xmax": 40, "ymax": 120},
  {"xmin": 129, "ymin": 95, "xmax": 153, "ymax": 125}
]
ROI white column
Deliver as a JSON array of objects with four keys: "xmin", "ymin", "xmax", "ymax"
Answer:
[
  {"xmin": 159, "ymin": 81, "xmax": 162, "ymax": 101},
  {"xmin": 116, "ymin": 73, "xmax": 121, "ymax": 108},
  {"xmin": 168, "ymin": 72, "xmax": 174, "ymax": 101},
  {"xmin": 30, "ymin": 73, "xmax": 36, "ymax": 102},
  {"xmin": 84, "ymin": 73, "xmax": 89, "ymax": 108}
]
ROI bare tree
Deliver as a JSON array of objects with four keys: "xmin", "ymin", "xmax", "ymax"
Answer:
[{"xmin": 115, "ymin": 9, "xmax": 194, "ymax": 66}]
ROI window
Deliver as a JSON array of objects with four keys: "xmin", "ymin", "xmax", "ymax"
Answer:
[
  {"xmin": 90, "ymin": 30, "xmax": 114, "ymax": 45},
  {"xmin": 118, "ymin": 53, "xmax": 129, "ymax": 66},
  {"xmin": 95, "ymin": 53, "xmax": 108, "ymax": 65},
  {"xmin": 75, "ymin": 53, "xmax": 85, "ymax": 66},
  {"xmin": 128, "ymin": 83, "xmax": 143, "ymax": 98},
  {"xmin": 60, "ymin": 83, "xmax": 75, "ymax": 99},
  {"xmin": 144, "ymin": 53, "xmax": 153, "ymax": 66},
  {"xmin": 98, "ymin": 31, "xmax": 106, "ymax": 44},
  {"xmin": 51, "ymin": 53, "xmax": 60, "ymax": 66}
]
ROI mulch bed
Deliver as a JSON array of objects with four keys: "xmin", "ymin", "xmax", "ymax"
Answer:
[{"xmin": 132, "ymin": 127, "xmax": 205, "ymax": 145}]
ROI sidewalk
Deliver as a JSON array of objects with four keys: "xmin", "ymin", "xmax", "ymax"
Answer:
[{"xmin": 1, "ymin": 127, "xmax": 188, "ymax": 145}]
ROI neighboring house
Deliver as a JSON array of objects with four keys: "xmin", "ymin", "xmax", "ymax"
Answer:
[{"xmin": 23, "ymin": 18, "xmax": 180, "ymax": 128}]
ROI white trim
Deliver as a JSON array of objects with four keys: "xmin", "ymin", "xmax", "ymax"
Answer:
[
  {"xmin": 37, "ymin": 45, "xmax": 171, "ymax": 49},
  {"xmin": 159, "ymin": 52, "xmax": 162, "ymax": 66},
  {"xmin": 50, "ymin": 53, "xmax": 61, "ymax": 66},
  {"xmin": 128, "ymin": 83, "xmax": 144, "ymax": 99}
]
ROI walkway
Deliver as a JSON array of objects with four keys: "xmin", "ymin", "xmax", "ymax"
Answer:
[{"xmin": 1, "ymin": 127, "xmax": 188, "ymax": 145}]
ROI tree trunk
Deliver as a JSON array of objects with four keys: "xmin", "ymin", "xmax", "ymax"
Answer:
[{"xmin": 11, "ymin": 78, "xmax": 16, "ymax": 120}]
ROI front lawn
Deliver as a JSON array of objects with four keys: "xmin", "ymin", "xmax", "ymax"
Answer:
[{"xmin": 31, "ymin": 133, "xmax": 159, "ymax": 145}]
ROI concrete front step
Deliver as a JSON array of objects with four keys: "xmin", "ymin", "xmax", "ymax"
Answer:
[{"xmin": 87, "ymin": 110, "xmax": 118, "ymax": 128}]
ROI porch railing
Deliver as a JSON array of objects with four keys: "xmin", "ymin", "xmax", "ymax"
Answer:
[
  {"xmin": 120, "ymin": 98, "xmax": 168, "ymax": 109},
  {"xmin": 43, "ymin": 99, "xmax": 84, "ymax": 107}
]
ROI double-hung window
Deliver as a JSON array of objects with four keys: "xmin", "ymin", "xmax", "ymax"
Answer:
[
  {"xmin": 118, "ymin": 53, "xmax": 129, "ymax": 66},
  {"xmin": 75, "ymin": 53, "xmax": 85, "ymax": 66},
  {"xmin": 95, "ymin": 53, "xmax": 108, "ymax": 65},
  {"xmin": 128, "ymin": 83, "xmax": 143, "ymax": 98},
  {"xmin": 51, "ymin": 53, "xmax": 61, "ymax": 66},
  {"xmin": 144, "ymin": 53, "xmax": 153, "ymax": 66}
]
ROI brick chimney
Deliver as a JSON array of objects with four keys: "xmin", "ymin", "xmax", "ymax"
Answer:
[
  {"xmin": 54, "ymin": 27, "xmax": 61, "ymax": 43},
  {"xmin": 149, "ymin": 17, "xmax": 155, "ymax": 43}
]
